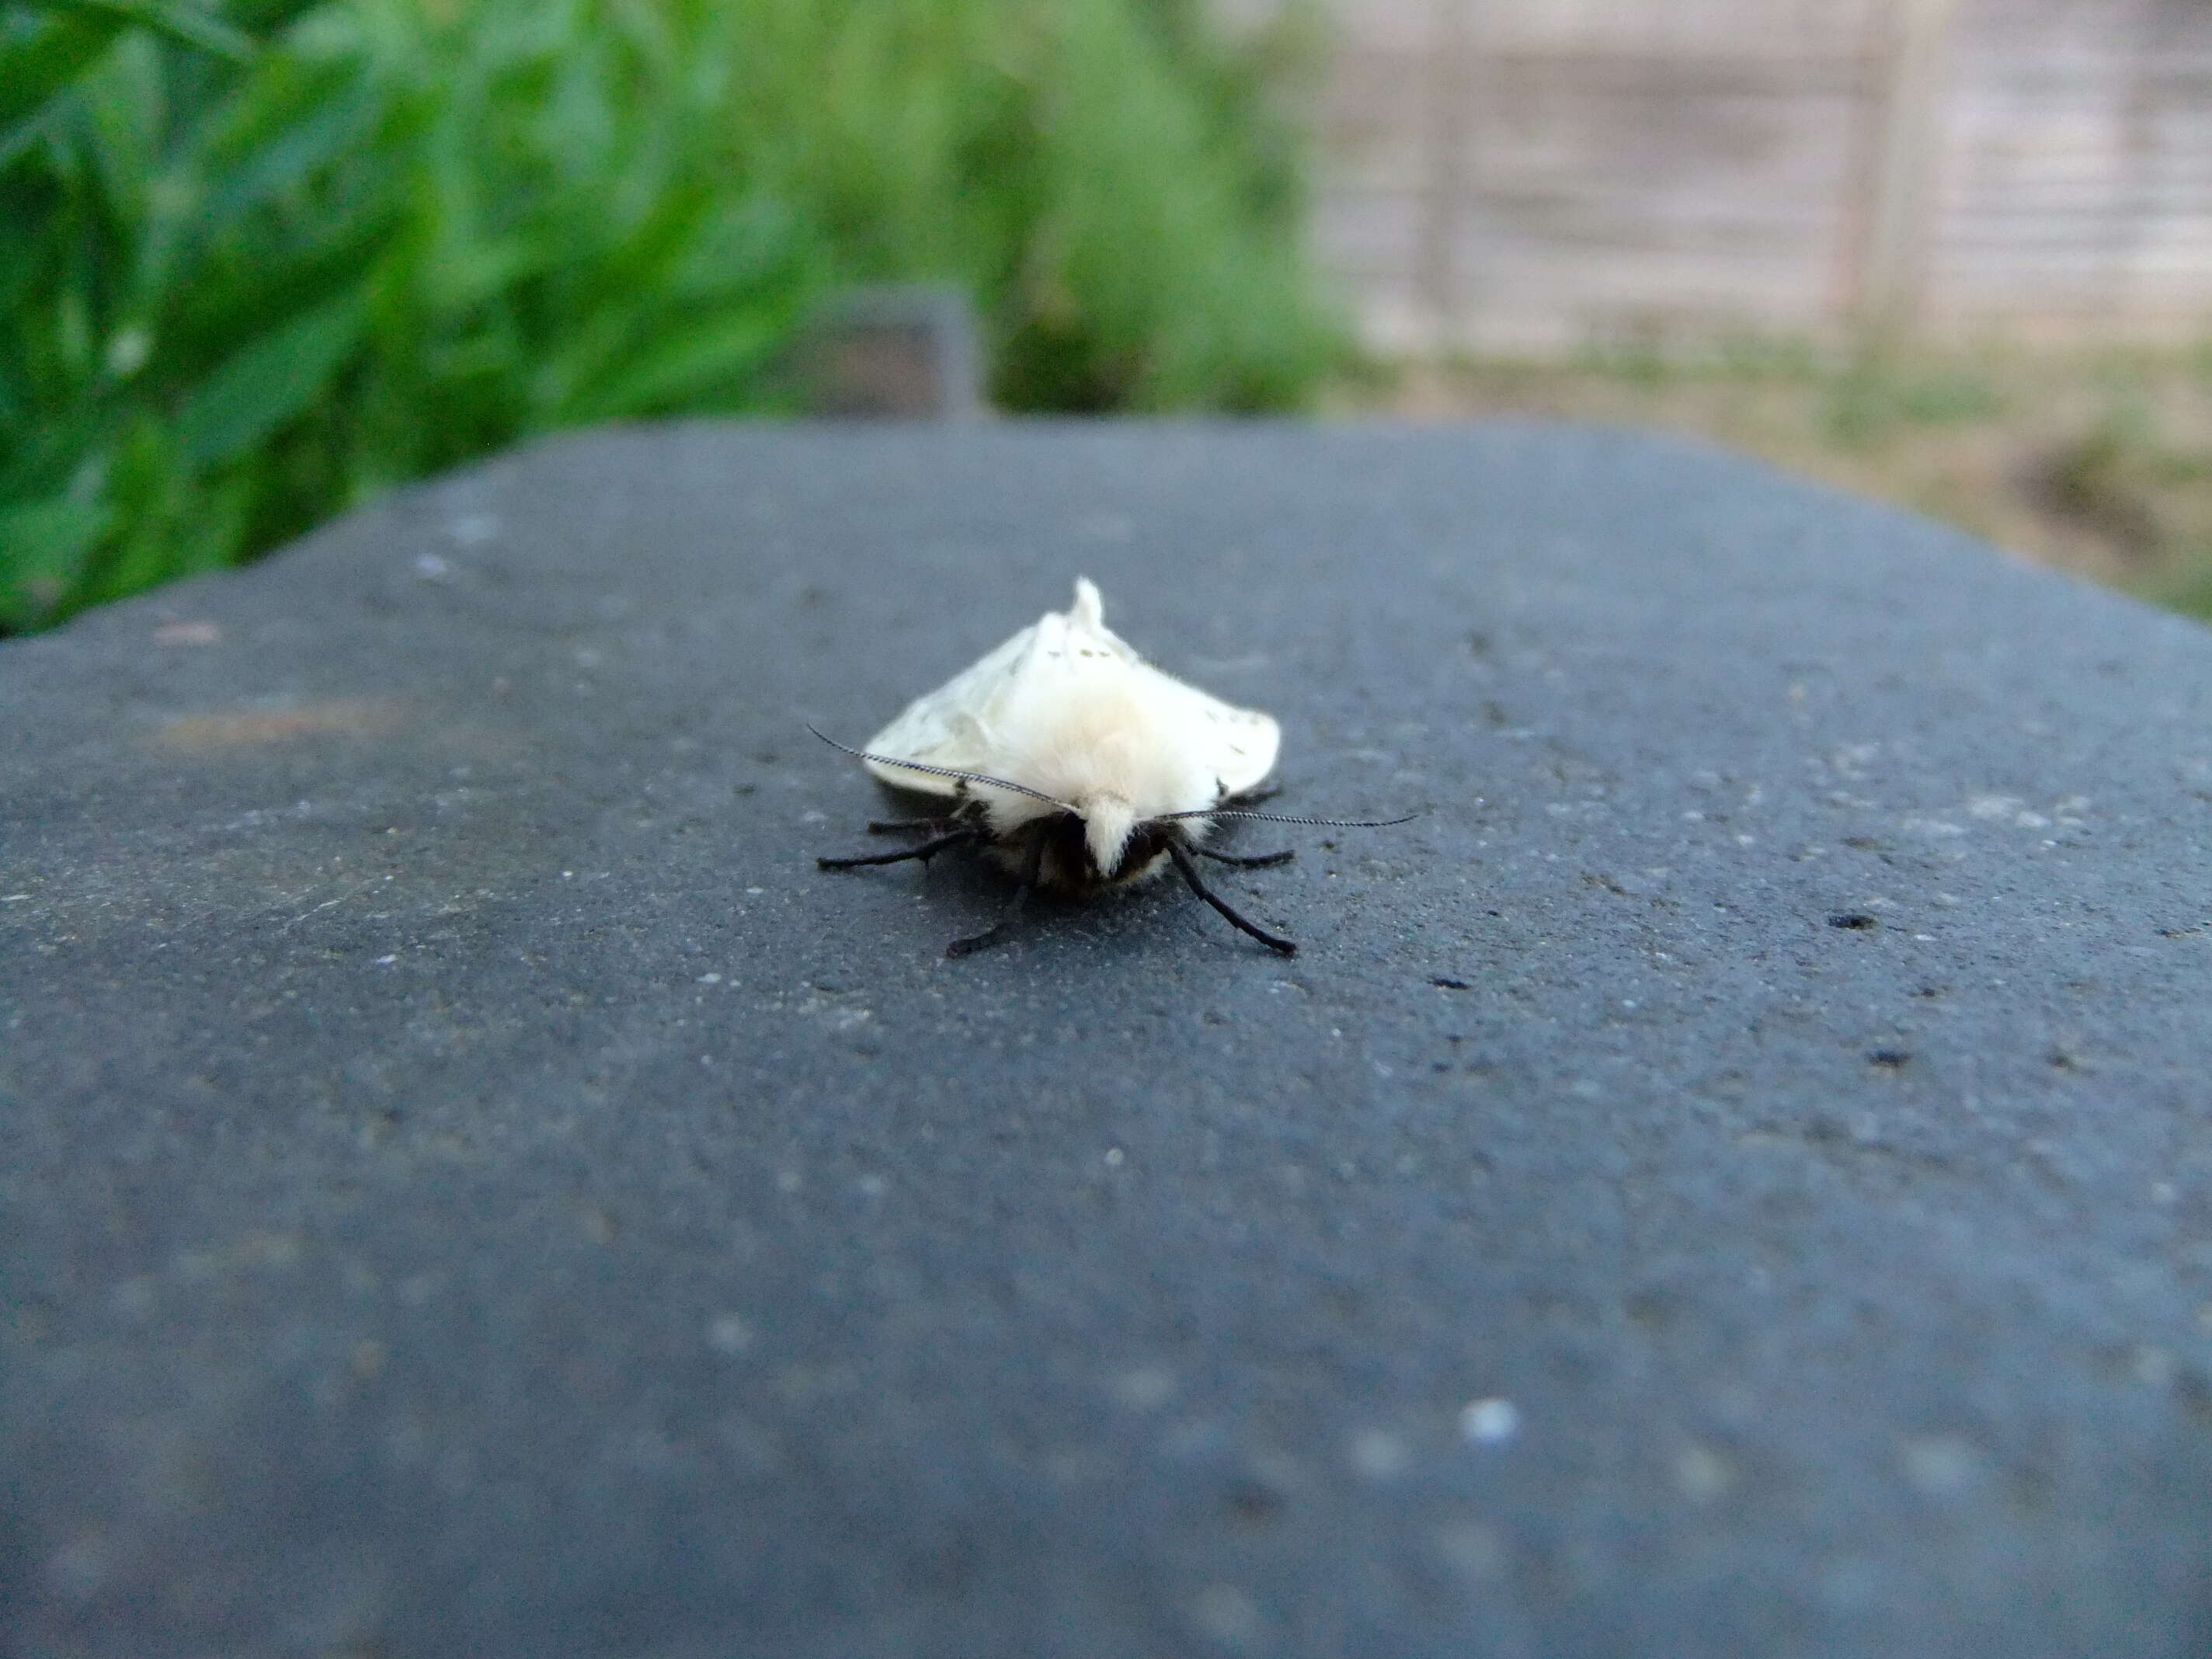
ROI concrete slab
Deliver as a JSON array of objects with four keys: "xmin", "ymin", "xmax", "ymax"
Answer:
[{"xmin": 4, "ymin": 423, "xmax": 2210, "ymax": 1656}]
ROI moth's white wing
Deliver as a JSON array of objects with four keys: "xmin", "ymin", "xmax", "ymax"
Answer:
[
  {"xmin": 860, "ymin": 576, "xmax": 1278, "ymax": 802},
  {"xmin": 1142, "ymin": 671, "xmax": 1281, "ymax": 801},
  {"xmin": 861, "ymin": 620, "xmax": 1042, "ymax": 795}
]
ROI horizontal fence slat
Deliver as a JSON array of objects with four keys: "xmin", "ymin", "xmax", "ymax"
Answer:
[{"xmin": 1289, "ymin": 0, "xmax": 2212, "ymax": 348}]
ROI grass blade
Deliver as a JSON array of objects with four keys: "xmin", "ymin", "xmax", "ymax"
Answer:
[
  {"xmin": 44, "ymin": 0, "xmax": 254, "ymax": 61},
  {"xmin": 174, "ymin": 285, "xmax": 364, "ymax": 468},
  {"xmin": 0, "ymin": 9, "xmax": 127, "ymax": 147},
  {"xmin": 0, "ymin": 496, "xmax": 111, "ymax": 630}
]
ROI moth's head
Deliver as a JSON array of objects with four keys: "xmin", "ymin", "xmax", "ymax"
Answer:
[{"xmin": 1079, "ymin": 796, "xmax": 1140, "ymax": 881}]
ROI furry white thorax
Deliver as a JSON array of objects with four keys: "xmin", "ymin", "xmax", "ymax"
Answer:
[{"xmin": 970, "ymin": 679, "xmax": 1217, "ymax": 878}]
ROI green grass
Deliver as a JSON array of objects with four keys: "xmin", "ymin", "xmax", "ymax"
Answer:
[{"xmin": 1, "ymin": 0, "xmax": 1343, "ymax": 632}]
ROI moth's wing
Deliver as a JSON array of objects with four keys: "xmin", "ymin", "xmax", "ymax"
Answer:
[
  {"xmin": 1137, "ymin": 667, "xmax": 1282, "ymax": 801},
  {"xmin": 860, "ymin": 620, "xmax": 1045, "ymax": 795},
  {"xmin": 858, "ymin": 577, "xmax": 1278, "ymax": 803},
  {"xmin": 860, "ymin": 579, "xmax": 1132, "ymax": 794}
]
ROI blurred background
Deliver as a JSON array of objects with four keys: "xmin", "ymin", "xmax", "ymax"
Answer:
[
  {"xmin": 1301, "ymin": 0, "xmax": 2212, "ymax": 615},
  {"xmin": 5, "ymin": 0, "xmax": 2209, "ymax": 634}
]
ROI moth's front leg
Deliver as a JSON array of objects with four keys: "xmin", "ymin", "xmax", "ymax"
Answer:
[
  {"xmin": 944, "ymin": 831, "xmax": 1047, "ymax": 959},
  {"xmin": 1196, "ymin": 846, "xmax": 1296, "ymax": 869},
  {"xmin": 818, "ymin": 825, "xmax": 983, "ymax": 871}
]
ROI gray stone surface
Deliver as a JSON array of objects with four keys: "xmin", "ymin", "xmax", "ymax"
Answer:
[{"xmin": 4, "ymin": 423, "xmax": 2212, "ymax": 1657}]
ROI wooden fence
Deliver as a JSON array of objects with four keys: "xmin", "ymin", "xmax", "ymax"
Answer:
[{"xmin": 1233, "ymin": 0, "xmax": 2212, "ymax": 351}]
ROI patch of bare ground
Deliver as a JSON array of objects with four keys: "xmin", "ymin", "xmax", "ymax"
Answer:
[{"xmin": 1334, "ymin": 346, "xmax": 2212, "ymax": 619}]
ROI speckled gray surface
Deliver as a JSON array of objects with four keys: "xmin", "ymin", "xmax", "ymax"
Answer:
[{"xmin": 5, "ymin": 423, "xmax": 2212, "ymax": 1657}]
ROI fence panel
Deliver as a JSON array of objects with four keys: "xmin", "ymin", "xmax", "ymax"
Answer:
[{"xmin": 1262, "ymin": 0, "xmax": 2212, "ymax": 350}]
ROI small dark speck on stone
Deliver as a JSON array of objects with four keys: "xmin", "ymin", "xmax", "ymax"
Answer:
[
  {"xmin": 1829, "ymin": 913, "xmax": 1880, "ymax": 931},
  {"xmin": 1223, "ymin": 1481, "xmax": 1284, "ymax": 1530},
  {"xmin": 1869, "ymin": 1049, "xmax": 1912, "ymax": 1069},
  {"xmin": 1432, "ymin": 977, "xmax": 1472, "ymax": 991}
]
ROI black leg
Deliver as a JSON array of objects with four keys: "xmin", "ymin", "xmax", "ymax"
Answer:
[
  {"xmin": 867, "ymin": 816, "xmax": 955, "ymax": 835},
  {"xmin": 1196, "ymin": 846, "xmax": 1295, "ymax": 869},
  {"xmin": 819, "ymin": 826, "xmax": 980, "ymax": 870},
  {"xmin": 1230, "ymin": 784, "xmax": 1284, "ymax": 805},
  {"xmin": 945, "ymin": 833, "xmax": 1045, "ymax": 958},
  {"xmin": 1166, "ymin": 840, "xmax": 1297, "ymax": 956}
]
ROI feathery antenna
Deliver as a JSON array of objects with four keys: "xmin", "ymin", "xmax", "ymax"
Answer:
[
  {"xmin": 807, "ymin": 726, "xmax": 1076, "ymax": 812},
  {"xmin": 1156, "ymin": 808, "xmax": 1418, "ymax": 828}
]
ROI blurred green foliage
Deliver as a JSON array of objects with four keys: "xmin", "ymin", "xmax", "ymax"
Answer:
[{"xmin": 1, "ymin": 0, "xmax": 1341, "ymax": 632}]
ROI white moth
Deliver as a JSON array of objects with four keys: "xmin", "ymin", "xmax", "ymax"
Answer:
[{"xmin": 816, "ymin": 576, "xmax": 1405, "ymax": 958}]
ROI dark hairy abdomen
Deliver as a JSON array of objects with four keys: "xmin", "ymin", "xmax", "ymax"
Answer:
[{"xmin": 987, "ymin": 812, "xmax": 1177, "ymax": 892}]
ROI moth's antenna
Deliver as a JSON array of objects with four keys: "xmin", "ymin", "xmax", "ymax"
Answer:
[
  {"xmin": 1156, "ymin": 809, "xmax": 1420, "ymax": 828},
  {"xmin": 807, "ymin": 726, "xmax": 1076, "ymax": 812}
]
